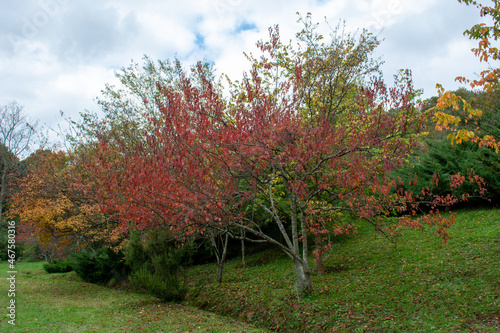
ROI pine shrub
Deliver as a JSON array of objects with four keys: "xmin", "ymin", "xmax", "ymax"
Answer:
[
  {"xmin": 71, "ymin": 247, "xmax": 128, "ymax": 284},
  {"xmin": 43, "ymin": 259, "xmax": 73, "ymax": 273},
  {"xmin": 126, "ymin": 229, "xmax": 193, "ymax": 302},
  {"xmin": 132, "ymin": 264, "xmax": 188, "ymax": 302}
]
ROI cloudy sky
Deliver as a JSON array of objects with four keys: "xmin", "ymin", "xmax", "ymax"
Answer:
[{"xmin": 0, "ymin": 0, "xmax": 488, "ymax": 145}]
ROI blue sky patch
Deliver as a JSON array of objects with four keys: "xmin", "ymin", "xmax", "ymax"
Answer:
[
  {"xmin": 235, "ymin": 21, "xmax": 257, "ymax": 33},
  {"xmin": 195, "ymin": 33, "xmax": 205, "ymax": 49}
]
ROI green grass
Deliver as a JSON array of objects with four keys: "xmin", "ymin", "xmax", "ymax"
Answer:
[
  {"xmin": 185, "ymin": 208, "xmax": 500, "ymax": 332},
  {"xmin": 0, "ymin": 262, "xmax": 267, "ymax": 332}
]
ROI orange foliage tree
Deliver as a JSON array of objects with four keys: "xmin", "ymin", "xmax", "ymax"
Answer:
[
  {"xmin": 8, "ymin": 149, "xmax": 115, "ymax": 261},
  {"xmin": 434, "ymin": 0, "xmax": 500, "ymax": 152}
]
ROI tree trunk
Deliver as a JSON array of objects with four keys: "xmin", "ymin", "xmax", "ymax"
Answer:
[
  {"xmin": 314, "ymin": 233, "xmax": 325, "ymax": 275},
  {"xmin": 293, "ymin": 258, "xmax": 313, "ymax": 297},
  {"xmin": 213, "ymin": 233, "xmax": 229, "ymax": 283},
  {"xmin": 241, "ymin": 230, "xmax": 246, "ymax": 268}
]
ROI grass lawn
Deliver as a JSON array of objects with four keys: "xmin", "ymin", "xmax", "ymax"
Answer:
[
  {"xmin": 185, "ymin": 208, "xmax": 500, "ymax": 332},
  {"xmin": 0, "ymin": 262, "xmax": 268, "ymax": 332}
]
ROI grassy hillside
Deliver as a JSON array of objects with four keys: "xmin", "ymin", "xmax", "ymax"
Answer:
[
  {"xmin": 0, "ymin": 208, "xmax": 498, "ymax": 332},
  {"xmin": 185, "ymin": 209, "xmax": 500, "ymax": 332},
  {"xmin": 0, "ymin": 262, "xmax": 267, "ymax": 332}
]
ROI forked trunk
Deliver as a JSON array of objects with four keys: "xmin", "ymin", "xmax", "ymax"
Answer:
[{"xmin": 215, "ymin": 233, "xmax": 229, "ymax": 283}]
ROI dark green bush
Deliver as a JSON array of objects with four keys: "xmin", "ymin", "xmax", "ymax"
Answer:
[
  {"xmin": 19, "ymin": 243, "xmax": 43, "ymax": 262},
  {"xmin": 132, "ymin": 265, "xmax": 188, "ymax": 302},
  {"xmin": 396, "ymin": 139, "xmax": 500, "ymax": 207},
  {"xmin": 126, "ymin": 229, "xmax": 193, "ymax": 302},
  {"xmin": 71, "ymin": 247, "xmax": 129, "ymax": 284},
  {"xmin": 0, "ymin": 219, "xmax": 30, "ymax": 261},
  {"xmin": 43, "ymin": 259, "xmax": 73, "ymax": 273}
]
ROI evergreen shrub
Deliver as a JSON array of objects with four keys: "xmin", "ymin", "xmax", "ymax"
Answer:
[
  {"xmin": 126, "ymin": 229, "xmax": 192, "ymax": 302},
  {"xmin": 43, "ymin": 259, "xmax": 73, "ymax": 273},
  {"xmin": 71, "ymin": 247, "xmax": 128, "ymax": 284}
]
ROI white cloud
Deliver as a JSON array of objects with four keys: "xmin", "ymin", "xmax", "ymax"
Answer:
[{"xmin": 0, "ymin": 0, "xmax": 491, "ymax": 146}]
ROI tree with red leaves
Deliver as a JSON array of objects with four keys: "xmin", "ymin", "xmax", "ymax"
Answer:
[{"xmin": 86, "ymin": 16, "xmax": 484, "ymax": 296}]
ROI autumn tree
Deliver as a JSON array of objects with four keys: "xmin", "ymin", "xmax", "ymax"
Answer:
[
  {"xmin": 263, "ymin": 16, "xmax": 382, "ymax": 275},
  {"xmin": 0, "ymin": 144, "xmax": 18, "ymax": 219},
  {"xmin": 0, "ymin": 101, "xmax": 43, "ymax": 223},
  {"xmin": 434, "ymin": 0, "xmax": 500, "ymax": 152},
  {"xmin": 72, "ymin": 57, "xmax": 239, "ymax": 281},
  {"xmin": 219, "ymin": 28, "xmax": 432, "ymax": 296},
  {"xmin": 83, "ymin": 16, "xmax": 487, "ymax": 298},
  {"xmin": 8, "ymin": 149, "xmax": 114, "ymax": 261}
]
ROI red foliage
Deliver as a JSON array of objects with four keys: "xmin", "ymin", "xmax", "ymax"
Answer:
[{"xmin": 84, "ymin": 24, "xmax": 485, "ymax": 295}]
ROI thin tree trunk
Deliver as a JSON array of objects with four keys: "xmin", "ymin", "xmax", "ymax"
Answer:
[
  {"xmin": 241, "ymin": 232, "xmax": 246, "ymax": 268},
  {"xmin": 314, "ymin": 232, "xmax": 325, "ymax": 275},
  {"xmin": 216, "ymin": 233, "xmax": 229, "ymax": 283}
]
